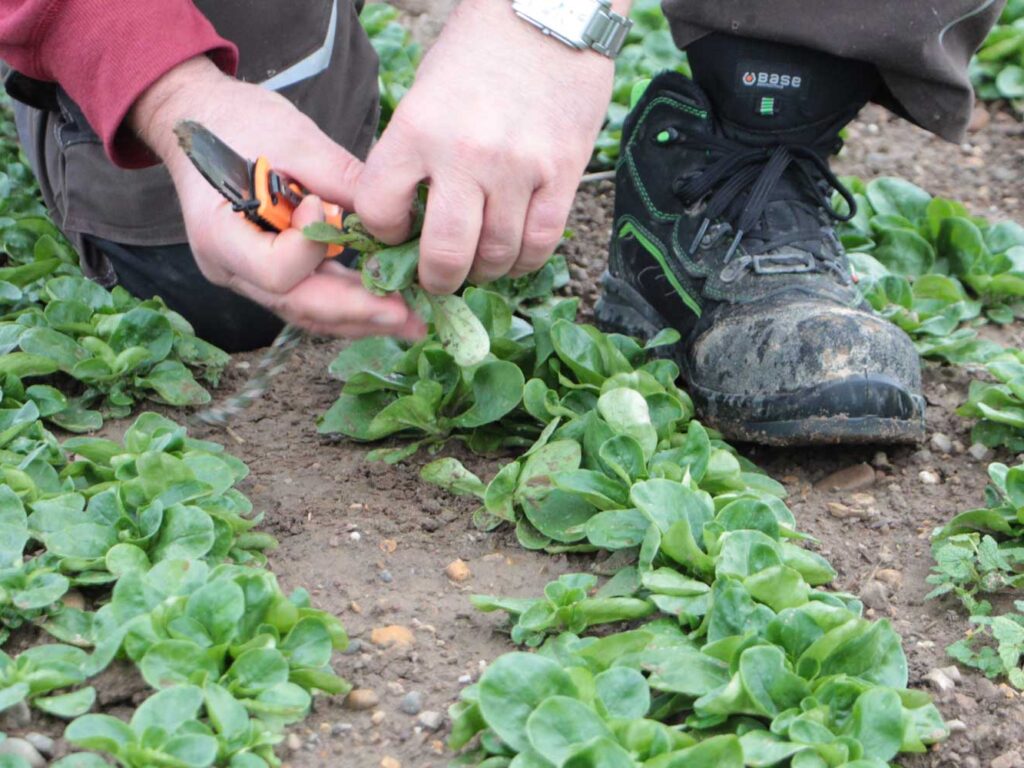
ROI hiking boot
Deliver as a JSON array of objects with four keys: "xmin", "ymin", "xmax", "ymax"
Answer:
[{"xmin": 595, "ymin": 40, "xmax": 924, "ymax": 445}]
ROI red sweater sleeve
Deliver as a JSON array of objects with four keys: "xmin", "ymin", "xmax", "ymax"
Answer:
[{"xmin": 0, "ymin": 1, "xmax": 238, "ymax": 167}]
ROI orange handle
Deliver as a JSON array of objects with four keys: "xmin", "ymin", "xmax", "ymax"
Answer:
[{"xmin": 252, "ymin": 156, "xmax": 344, "ymax": 259}]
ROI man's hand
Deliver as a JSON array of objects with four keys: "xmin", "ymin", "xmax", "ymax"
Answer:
[
  {"xmin": 130, "ymin": 56, "xmax": 425, "ymax": 340},
  {"xmin": 355, "ymin": 0, "xmax": 618, "ymax": 294}
]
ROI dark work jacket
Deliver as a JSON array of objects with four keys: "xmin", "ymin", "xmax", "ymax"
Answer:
[{"xmin": 7, "ymin": 0, "xmax": 380, "ymax": 279}]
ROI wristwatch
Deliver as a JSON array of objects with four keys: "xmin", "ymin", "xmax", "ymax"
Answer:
[{"xmin": 511, "ymin": 0, "xmax": 633, "ymax": 59}]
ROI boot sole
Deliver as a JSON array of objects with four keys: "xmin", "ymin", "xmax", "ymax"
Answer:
[{"xmin": 595, "ymin": 272, "xmax": 926, "ymax": 446}]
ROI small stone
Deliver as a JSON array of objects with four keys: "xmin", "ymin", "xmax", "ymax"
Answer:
[
  {"xmin": 0, "ymin": 738, "xmax": 45, "ymax": 768},
  {"xmin": 61, "ymin": 589, "xmax": 86, "ymax": 611},
  {"xmin": 814, "ymin": 464, "xmax": 875, "ymax": 492},
  {"xmin": 417, "ymin": 710, "xmax": 445, "ymax": 731},
  {"xmin": 349, "ymin": 531, "xmax": 362, "ymax": 542},
  {"xmin": 992, "ymin": 750, "xmax": 1024, "ymax": 768},
  {"xmin": 969, "ymin": 442, "xmax": 993, "ymax": 462},
  {"xmin": 286, "ymin": 733, "xmax": 302, "ymax": 752},
  {"xmin": 400, "ymin": 691, "xmax": 424, "ymax": 715},
  {"xmin": 386, "ymin": 681, "xmax": 405, "ymax": 696},
  {"xmin": 930, "ymin": 433, "xmax": 953, "ymax": 454},
  {"xmin": 371, "ymin": 710, "xmax": 386, "ymax": 726},
  {"xmin": 875, "ymin": 569, "xmax": 903, "ymax": 588},
  {"xmin": 977, "ymin": 677, "xmax": 1001, "ymax": 699},
  {"xmin": 381, "ymin": 758, "xmax": 401, "ymax": 768},
  {"xmin": 344, "ymin": 688, "xmax": 380, "ymax": 710},
  {"xmin": 968, "ymin": 104, "xmax": 991, "ymax": 133},
  {"xmin": 22, "ymin": 734, "xmax": 54, "ymax": 758},
  {"xmin": 458, "ymin": 674, "xmax": 472, "ymax": 684},
  {"xmin": 332, "ymin": 722, "xmax": 353, "ymax": 736},
  {"xmin": 380, "ymin": 539, "xmax": 398, "ymax": 554},
  {"xmin": 445, "ymin": 559, "xmax": 472, "ymax": 582},
  {"xmin": 924, "ymin": 667, "xmax": 956, "ymax": 694},
  {"xmin": 421, "ymin": 518, "xmax": 441, "ymax": 532},
  {"xmin": 860, "ymin": 581, "xmax": 889, "ymax": 611},
  {"xmin": 911, "ymin": 448, "xmax": 935, "ymax": 465},
  {"xmin": 938, "ymin": 665, "xmax": 962, "ymax": 684},
  {"xmin": 0, "ymin": 700, "xmax": 31, "ymax": 730},
  {"xmin": 918, "ymin": 470, "xmax": 940, "ymax": 485},
  {"xmin": 371, "ymin": 625, "xmax": 415, "ymax": 649},
  {"xmin": 871, "ymin": 451, "xmax": 890, "ymax": 468},
  {"xmin": 946, "ymin": 718, "xmax": 968, "ymax": 734},
  {"xmin": 379, "ymin": 570, "xmax": 393, "ymax": 584}
]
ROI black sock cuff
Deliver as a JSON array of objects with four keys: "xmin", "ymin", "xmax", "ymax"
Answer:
[{"xmin": 686, "ymin": 33, "xmax": 880, "ymax": 141}]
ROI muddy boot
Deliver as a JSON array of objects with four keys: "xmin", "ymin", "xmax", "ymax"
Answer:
[{"xmin": 596, "ymin": 35, "xmax": 925, "ymax": 445}]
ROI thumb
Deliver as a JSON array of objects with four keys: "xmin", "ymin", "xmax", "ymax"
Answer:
[{"xmin": 273, "ymin": 125, "xmax": 364, "ymax": 213}]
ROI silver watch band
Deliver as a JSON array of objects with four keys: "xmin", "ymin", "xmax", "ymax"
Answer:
[{"xmin": 583, "ymin": 6, "xmax": 631, "ymax": 58}]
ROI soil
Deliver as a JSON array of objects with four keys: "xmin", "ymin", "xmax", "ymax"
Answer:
[
  {"xmin": 197, "ymin": 104, "xmax": 1024, "ymax": 767},
  {"xmin": 21, "ymin": 10, "xmax": 1024, "ymax": 767}
]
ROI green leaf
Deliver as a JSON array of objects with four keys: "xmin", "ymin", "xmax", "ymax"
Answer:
[
  {"xmin": 428, "ymin": 294, "xmax": 490, "ymax": 367},
  {"xmin": 453, "ymin": 360, "xmax": 525, "ymax": 428},
  {"xmin": 525, "ymin": 696, "xmax": 612, "ymax": 763},
  {"xmin": 477, "ymin": 652, "xmax": 578, "ymax": 752},
  {"xmin": 34, "ymin": 686, "xmax": 96, "ymax": 719},
  {"xmin": 594, "ymin": 667, "xmax": 649, "ymax": 719}
]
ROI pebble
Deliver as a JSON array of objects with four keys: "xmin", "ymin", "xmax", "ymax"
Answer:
[
  {"xmin": 332, "ymin": 722, "xmax": 353, "ymax": 736},
  {"xmin": 22, "ymin": 734, "xmax": 54, "ymax": 758},
  {"xmin": 875, "ymin": 569, "xmax": 903, "ymax": 588},
  {"xmin": 379, "ymin": 570, "xmax": 393, "ymax": 583},
  {"xmin": 0, "ymin": 700, "xmax": 30, "ymax": 730},
  {"xmin": 924, "ymin": 667, "xmax": 956, "ymax": 694},
  {"xmin": 400, "ymin": 691, "xmax": 424, "ymax": 715},
  {"xmin": 918, "ymin": 470, "xmax": 941, "ymax": 485},
  {"xmin": 938, "ymin": 665, "xmax": 963, "ymax": 684},
  {"xmin": 946, "ymin": 719, "xmax": 968, "ymax": 734},
  {"xmin": 0, "ymin": 738, "xmax": 45, "ymax": 768},
  {"xmin": 992, "ymin": 750, "xmax": 1024, "ymax": 768},
  {"xmin": 814, "ymin": 463, "xmax": 875, "ymax": 492},
  {"xmin": 386, "ymin": 681, "xmax": 405, "ymax": 696},
  {"xmin": 911, "ymin": 448, "xmax": 934, "ymax": 464},
  {"xmin": 930, "ymin": 433, "xmax": 953, "ymax": 454},
  {"xmin": 381, "ymin": 758, "xmax": 401, "ymax": 768},
  {"xmin": 421, "ymin": 518, "xmax": 441, "ymax": 532},
  {"xmin": 969, "ymin": 442, "xmax": 993, "ymax": 462},
  {"xmin": 871, "ymin": 451, "xmax": 890, "ymax": 468},
  {"xmin": 371, "ymin": 625, "xmax": 416, "ymax": 649},
  {"xmin": 860, "ymin": 581, "xmax": 889, "ymax": 611},
  {"xmin": 418, "ymin": 710, "xmax": 445, "ymax": 731},
  {"xmin": 286, "ymin": 733, "xmax": 303, "ymax": 752},
  {"xmin": 977, "ymin": 677, "xmax": 1001, "ymax": 699},
  {"xmin": 445, "ymin": 559, "xmax": 472, "ymax": 582},
  {"xmin": 458, "ymin": 674, "xmax": 473, "ymax": 684},
  {"xmin": 344, "ymin": 688, "xmax": 380, "ymax": 710},
  {"xmin": 349, "ymin": 531, "xmax": 362, "ymax": 542},
  {"xmin": 61, "ymin": 589, "xmax": 86, "ymax": 611},
  {"xmin": 371, "ymin": 710, "xmax": 386, "ymax": 726}
]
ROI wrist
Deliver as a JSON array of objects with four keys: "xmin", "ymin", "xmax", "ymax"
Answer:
[{"xmin": 129, "ymin": 55, "xmax": 229, "ymax": 164}]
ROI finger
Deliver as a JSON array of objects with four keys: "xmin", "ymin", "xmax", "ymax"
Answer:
[
  {"xmin": 354, "ymin": 124, "xmax": 427, "ymax": 244},
  {"xmin": 417, "ymin": 176, "xmax": 485, "ymax": 294},
  {"xmin": 199, "ymin": 194, "xmax": 330, "ymax": 296},
  {"xmin": 468, "ymin": 187, "xmax": 529, "ymax": 284},
  {"xmin": 269, "ymin": 119, "xmax": 365, "ymax": 212},
  {"xmin": 229, "ymin": 264, "xmax": 425, "ymax": 338},
  {"xmin": 509, "ymin": 181, "xmax": 575, "ymax": 277}
]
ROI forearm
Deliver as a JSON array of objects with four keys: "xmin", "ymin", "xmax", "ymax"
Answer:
[{"xmin": 0, "ymin": 0, "xmax": 237, "ymax": 168}]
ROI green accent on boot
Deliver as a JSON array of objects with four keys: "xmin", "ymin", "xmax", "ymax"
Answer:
[
  {"xmin": 617, "ymin": 219, "xmax": 702, "ymax": 318},
  {"xmin": 656, "ymin": 130, "xmax": 672, "ymax": 144},
  {"xmin": 759, "ymin": 96, "xmax": 776, "ymax": 116},
  {"xmin": 630, "ymin": 79, "xmax": 653, "ymax": 110}
]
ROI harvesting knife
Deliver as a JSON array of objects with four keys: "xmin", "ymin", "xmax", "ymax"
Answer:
[{"xmin": 173, "ymin": 120, "xmax": 344, "ymax": 258}]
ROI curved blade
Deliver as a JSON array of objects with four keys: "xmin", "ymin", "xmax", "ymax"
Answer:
[{"xmin": 174, "ymin": 120, "xmax": 253, "ymax": 208}]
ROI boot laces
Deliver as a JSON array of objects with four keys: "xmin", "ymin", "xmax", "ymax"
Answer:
[{"xmin": 671, "ymin": 132, "xmax": 856, "ymax": 279}]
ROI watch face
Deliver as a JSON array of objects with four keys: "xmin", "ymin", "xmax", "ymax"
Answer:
[{"xmin": 513, "ymin": 0, "xmax": 596, "ymax": 44}]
